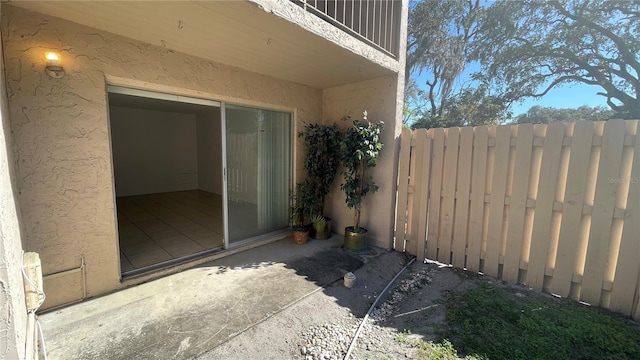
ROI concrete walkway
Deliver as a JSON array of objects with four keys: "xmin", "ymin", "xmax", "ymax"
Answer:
[{"xmin": 38, "ymin": 235, "xmax": 401, "ymax": 360}]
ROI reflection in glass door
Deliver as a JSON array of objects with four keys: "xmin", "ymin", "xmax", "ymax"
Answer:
[{"xmin": 223, "ymin": 104, "xmax": 291, "ymax": 244}]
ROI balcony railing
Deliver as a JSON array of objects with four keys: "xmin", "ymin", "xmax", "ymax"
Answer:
[{"xmin": 292, "ymin": 0, "xmax": 401, "ymax": 57}]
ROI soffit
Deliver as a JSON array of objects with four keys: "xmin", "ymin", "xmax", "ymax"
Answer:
[{"xmin": 9, "ymin": 0, "xmax": 394, "ymax": 89}]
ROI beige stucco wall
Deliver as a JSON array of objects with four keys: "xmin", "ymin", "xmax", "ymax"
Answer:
[
  {"xmin": 323, "ymin": 75, "xmax": 403, "ymax": 249},
  {"xmin": 0, "ymin": 5, "xmax": 27, "ymax": 357},
  {"xmin": 2, "ymin": 5, "xmax": 322, "ymax": 308}
]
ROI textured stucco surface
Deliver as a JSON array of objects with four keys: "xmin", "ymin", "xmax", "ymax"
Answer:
[
  {"xmin": 323, "ymin": 75, "xmax": 402, "ymax": 249},
  {"xmin": 0, "ymin": 5, "xmax": 27, "ymax": 358},
  {"xmin": 322, "ymin": 0, "xmax": 408, "ymax": 250},
  {"xmin": 2, "ymin": 5, "xmax": 322, "ymax": 308}
]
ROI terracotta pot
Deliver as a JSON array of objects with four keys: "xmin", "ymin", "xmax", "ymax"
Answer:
[
  {"xmin": 311, "ymin": 217, "xmax": 332, "ymax": 240},
  {"xmin": 292, "ymin": 228, "xmax": 310, "ymax": 245},
  {"xmin": 343, "ymin": 226, "xmax": 367, "ymax": 252}
]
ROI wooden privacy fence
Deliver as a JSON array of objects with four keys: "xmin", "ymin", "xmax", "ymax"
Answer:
[{"xmin": 395, "ymin": 120, "xmax": 639, "ymax": 320}]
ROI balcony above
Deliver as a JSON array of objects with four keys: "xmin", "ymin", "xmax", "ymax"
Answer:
[
  {"xmin": 7, "ymin": 0, "xmax": 399, "ymax": 89},
  {"xmin": 291, "ymin": 0, "xmax": 401, "ymax": 57}
]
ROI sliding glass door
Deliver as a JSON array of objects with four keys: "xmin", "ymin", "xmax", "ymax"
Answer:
[{"xmin": 223, "ymin": 104, "xmax": 291, "ymax": 244}]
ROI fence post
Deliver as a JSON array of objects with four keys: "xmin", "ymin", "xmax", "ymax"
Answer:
[
  {"xmin": 394, "ymin": 128, "xmax": 412, "ymax": 253},
  {"xmin": 607, "ymin": 121, "xmax": 639, "ymax": 317},
  {"xmin": 410, "ymin": 129, "xmax": 431, "ymax": 262},
  {"xmin": 550, "ymin": 121, "xmax": 595, "ymax": 298},
  {"xmin": 451, "ymin": 127, "xmax": 474, "ymax": 268},
  {"xmin": 581, "ymin": 120, "xmax": 626, "ymax": 305},
  {"xmin": 484, "ymin": 125, "xmax": 512, "ymax": 278},
  {"xmin": 466, "ymin": 126, "xmax": 489, "ymax": 273},
  {"xmin": 426, "ymin": 129, "xmax": 445, "ymax": 260}
]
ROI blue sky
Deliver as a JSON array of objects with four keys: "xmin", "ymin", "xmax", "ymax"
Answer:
[
  {"xmin": 413, "ymin": 62, "xmax": 610, "ymax": 117},
  {"xmin": 508, "ymin": 83, "xmax": 609, "ymax": 115}
]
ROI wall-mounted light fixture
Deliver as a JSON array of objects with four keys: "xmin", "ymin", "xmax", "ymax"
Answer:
[{"xmin": 45, "ymin": 51, "xmax": 65, "ymax": 78}]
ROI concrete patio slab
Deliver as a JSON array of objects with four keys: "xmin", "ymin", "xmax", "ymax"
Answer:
[{"xmin": 37, "ymin": 236, "xmax": 374, "ymax": 360}]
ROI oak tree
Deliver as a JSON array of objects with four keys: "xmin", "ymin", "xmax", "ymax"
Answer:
[{"xmin": 473, "ymin": 0, "xmax": 640, "ymax": 118}]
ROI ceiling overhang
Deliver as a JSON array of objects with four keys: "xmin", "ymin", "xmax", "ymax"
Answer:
[{"xmin": 8, "ymin": 0, "xmax": 396, "ymax": 89}]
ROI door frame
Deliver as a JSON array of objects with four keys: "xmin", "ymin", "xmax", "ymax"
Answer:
[{"xmin": 105, "ymin": 82, "xmax": 297, "ymax": 275}]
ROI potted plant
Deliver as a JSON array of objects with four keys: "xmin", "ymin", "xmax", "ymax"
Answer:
[
  {"xmin": 309, "ymin": 214, "xmax": 328, "ymax": 239},
  {"xmin": 289, "ymin": 179, "xmax": 316, "ymax": 244},
  {"xmin": 299, "ymin": 122, "xmax": 343, "ymax": 239},
  {"xmin": 340, "ymin": 111, "xmax": 384, "ymax": 252}
]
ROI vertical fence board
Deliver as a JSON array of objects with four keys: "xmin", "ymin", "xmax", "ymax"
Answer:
[
  {"xmin": 437, "ymin": 128, "xmax": 460, "ymax": 264},
  {"xmin": 411, "ymin": 129, "xmax": 431, "ymax": 261},
  {"xmin": 503, "ymin": 124, "xmax": 534, "ymax": 283},
  {"xmin": 609, "ymin": 123, "xmax": 639, "ymax": 317},
  {"xmin": 426, "ymin": 129, "xmax": 445, "ymax": 259},
  {"xmin": 416, "ymin": 135, "xmax": 433, "ymax": 262},
  {"xmin": 528, "ymin": 122, "xmax": 565, "ymax": 290},
  {"xmin": 467, "ymin": 126, "xmax": 489, "ymax": 273},
  {"xmin": 582, "ymin": 120, "xmax": 628, "ymax": 305},
  {"xmin": 406, "ymin": 135, "xmax": 419, "ymax": 256},
  {"xmin": 452, "ymin": 127, "xmax": 474, "ymax": 268},
  {"xmin": 395, "ymin": 128, "xmax": 412, "ymax": 253},
  {"xmin": 550, "ymin": 121, "xmax": 595, "ymax": 297},
  {"xmin": 484, "ymin": 125, "xmax": 511, "ymax": 277}
]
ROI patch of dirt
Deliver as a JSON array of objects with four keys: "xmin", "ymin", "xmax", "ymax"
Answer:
[
  {"xmin": 197, "ymin": 254, "xmax": 639, "ymax": 360},
  {"xmin": 350, "ymin": 262, "xmax": 482, "ymax": 360}
]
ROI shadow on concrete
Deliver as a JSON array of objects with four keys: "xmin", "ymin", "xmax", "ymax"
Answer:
[{"xmin": 284, "ymin": 247, "xmax": 364, "ymax": 287}]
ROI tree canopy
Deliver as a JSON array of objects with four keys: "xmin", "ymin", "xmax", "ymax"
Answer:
[
  {"xmin": 406, "ymin": 0, "xmax": 483, "ymax": 120},
  {"xmin": 473, "ymin": 0, "xmax": 640, "ymax": 119},
  {"xmin": 514, "ymin": 105, "xmax": 616, "ymax": 124},
  {"xmin": 406, "ymin": 0, "xmax": 640, "ymax": 128},
  {"xmin": 411, "ymin": 87, "xmax": 510, "ymax": 129}
]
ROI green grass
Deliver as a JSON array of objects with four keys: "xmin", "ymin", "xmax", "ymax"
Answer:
[
  {"xmin": 444, "ymin": 284, "xmax": 640, "ymax": 360},
  {"xmin": 395, "ymin": 329, "xmax": 485, "ymax": 360}
]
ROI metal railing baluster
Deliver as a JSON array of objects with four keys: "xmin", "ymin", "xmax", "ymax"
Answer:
[{"xmin": 291, "ymin": 0, "xmax": 398, "ymax": 57}]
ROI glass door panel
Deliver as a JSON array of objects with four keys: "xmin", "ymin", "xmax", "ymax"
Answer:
[{"xmin": 224, "ymin": 104, "xmax": 291, "ymax": 243}]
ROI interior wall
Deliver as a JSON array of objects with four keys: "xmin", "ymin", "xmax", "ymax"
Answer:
[
  {"xmin": 0, "ymin": 4, "xmax": 27, "ymax": 356},
  {"xmin": 110, "ymin": 106, "xmax": 198, "ymax": 197},
  {"xmin": 196, "ymin": 108, "xmax": 222, "ymax": 195},
  {"xmin": 2, "ymin": 4, "xmax": 322, "ymax": 308}
]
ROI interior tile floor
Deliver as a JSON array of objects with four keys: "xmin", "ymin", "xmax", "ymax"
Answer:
[{"xmin": 116, "ymin": 190, "xmax": 224, "ymax": 272}]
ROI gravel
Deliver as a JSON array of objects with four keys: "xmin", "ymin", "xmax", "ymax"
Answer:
[
  {"xmin": 297, "ymin": 266, "xmax": 434, "ymax": 359},
  {"xmin": 298, "ymin": 316, "xmax": 360, "ymax": 360}
]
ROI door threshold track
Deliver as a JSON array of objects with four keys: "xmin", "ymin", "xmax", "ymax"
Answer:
[
  {"xmin": 119, "ymin": 229, "xmax": 291, "ymax": 281},
  {"xmin": 121, "ymin": 247, "xmax": 223, "ymax": 280}
]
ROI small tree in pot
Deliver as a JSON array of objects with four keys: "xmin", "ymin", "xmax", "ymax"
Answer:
[
  {"xmin": 289, "ymin": 179, "xmax": 318, "ymax": 244},
  {"xmin": 299, "ymin": 122, "xmax": 343, "ymax": 239},
  {"xmin": 340, "ymin": 111, "xmax": 384, "ymax": 252}
]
